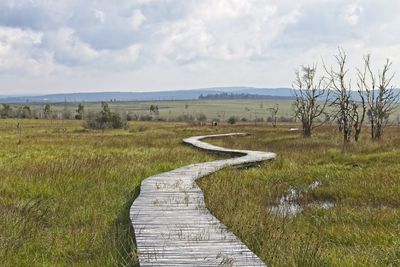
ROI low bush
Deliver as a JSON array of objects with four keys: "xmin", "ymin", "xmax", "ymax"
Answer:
[
  {"xmin": 85, "ymin": 102, "xmax": 127, "ymax": 130},
  {"xmin": 227, "ymin": 116, "xmax": 238, "ymax": 124}
]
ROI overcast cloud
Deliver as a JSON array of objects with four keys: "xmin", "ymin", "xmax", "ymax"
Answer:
[{"xmin": 0, "ymin": 0, "xmax": 400, "ymax": 94}]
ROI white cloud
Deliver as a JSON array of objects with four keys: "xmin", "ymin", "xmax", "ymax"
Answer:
[
  {"xmin": 0, "ymin": 26, "xmax": 56, "ymax": 75},
  {"xmin": 0, "ymin": 0, "xmax": 400, "ymax": 94},
  {"xmin": 45, "ymin": 28, "xmax": 99, "ymax": 65},
  {"xmin": 131, "ymin": 9, "xmax": 146, "ymax": 30},
  {"xmin": 157, "ymin": 0, "xmax": 299, "ymax": 63},
  {"xmin": 344, "ymin": 4, "xmax": 362, "ymax": 25},
  {"xmin": 159, "ymin": 19, "xmax": 214, "ymax": 63},
  {"xmin": 94, "ymin": 9, "xmax": 105, "ymax": 23}
]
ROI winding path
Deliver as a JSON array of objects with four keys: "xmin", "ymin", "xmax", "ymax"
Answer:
[{"xmin": 130, "ymin": 133, "xmax": 276, "ymax": 266}]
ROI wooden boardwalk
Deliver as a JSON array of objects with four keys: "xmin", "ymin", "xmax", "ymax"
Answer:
[{"xmin": 130, "ymin": 133, "xmax": 276, "ymax": 266}]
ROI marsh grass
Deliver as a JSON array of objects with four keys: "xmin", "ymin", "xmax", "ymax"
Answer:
[
  {"xmin": 1, "ymin": 119, "xmax": 399, "ymax": 266},
  {"xmin": 0, "ymin": 119, "xmax": 223, "ymax": 266},
  {"xmin": 198, "ymin": 125, "xmax": 400, "ymax": 266}
]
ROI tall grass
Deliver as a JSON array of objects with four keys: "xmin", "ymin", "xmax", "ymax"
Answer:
[
  {"xmin": 198, "ymin": 125, "xmax": 400, "ymax": 266},
  {"xmin": 0, "ymin": 119, "xmax": 222, "ymax": 266},
  {"xmin": 1, "ymin": 119, "xmax": 399, "ymax": 266}
]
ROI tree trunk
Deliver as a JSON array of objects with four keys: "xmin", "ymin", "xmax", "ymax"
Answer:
[
  {"xmin": 354, "ymin": 126, "xmax": 361, "ymax": 142},
  {"xmin": 303, "ymin": 122, "xmax": 312, "ymax": 137}
]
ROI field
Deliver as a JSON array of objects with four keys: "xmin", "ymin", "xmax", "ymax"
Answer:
[
  {"xmin": 199, "ymin": 126, "xmax": 400, "ymax": 266},
  {"xmin": 0, "ymin": 119, "xmax": 222, "ymax": 266},
  {"xmin": 1, "ymin": 117, "xmax": 399, "ymax": 266},
  {"xmin": 8, "ymin": 99, "xmax": 308, "ymax": 121},
  {"xmin": 10, "ymin": 98, "xmax": 400, "ymax": 123}
]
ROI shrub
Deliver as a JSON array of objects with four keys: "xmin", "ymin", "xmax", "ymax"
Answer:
[
  {"xmin": 0, "ymin": 104, "xmax": 12, "ymax": 118},
  {"xmin": 110, "ymin": 113, "xmax": 125, "ymax": 128},
  {"xmin": 227, "ymin": 116, "xmax": 238, "ymax": 124},
  {"xmin": 85, "ymin": 112, "xmax": 126, "ymax": 130},
  {"xmin": 75, "ymin": 104, "xmax": 84, "ymax": 120},
  {"xmin": 85, "ymin": 102, "xmax": 127, "ymax": 130}
]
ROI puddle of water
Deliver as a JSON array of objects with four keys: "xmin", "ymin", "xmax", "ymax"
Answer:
[
  {"xmin": 267, "ymin": 201, "xmax": 303, "ymax": 218},
  {"xmin": 284, "ymin": 187, "xmax": 301, "ymax": 202},
  {"xmin": 267, "ymin": 187, "xmax": 303, "ymax": 218},
  {"xmin": 311, "ymin": 201, "xmax": 334, "ymax": 210},
  {"xmin": 267, "ymin": 181, "xmax": 334, "ymax": 218},
  {"xmin": 308, "ymin": 180, "xmax": 321, "ymax": 190}
]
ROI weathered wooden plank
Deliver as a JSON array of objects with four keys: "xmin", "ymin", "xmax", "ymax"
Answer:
[{"xmin": 130, "ymin": 133, "xmax": 276, "ymax": 266}]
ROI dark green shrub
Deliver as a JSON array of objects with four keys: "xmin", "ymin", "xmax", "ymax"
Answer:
[
  {"xmin": 85, "ymin": 102, "xmax": 126, "ymax": 130},
  {"xmin": 227, "ymin": 116, "xmax": 238, "ymax": 124}
]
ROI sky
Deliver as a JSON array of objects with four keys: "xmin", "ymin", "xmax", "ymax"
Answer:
[{"xmin": 0, "ymin": 0, "xmax": 400, "ymax": 94}]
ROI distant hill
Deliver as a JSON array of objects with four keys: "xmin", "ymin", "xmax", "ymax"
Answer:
[
  {"xmin": 199, "ymin": 92, "xmax": 294, "ymax": 100},
  {"xmin": 0, "ymin": 87, "xmax": 293, "ymax": 103}
]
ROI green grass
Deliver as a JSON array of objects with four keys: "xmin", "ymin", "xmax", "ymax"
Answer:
[
  {"xmin": 9, "ymin": 99, "xmax": 400, "ymax": 122},
  {"xmin": 198, "ymin": 125, "xmax": 400, "ymax": 266},
  {"xmin": 0, "ymin": 119, "xmax": 226, "ymax": 266},
  {"xmin": 7, "ymin": 99, "xmax": 299, "ymax": 121},
  {"xmin": 1, "ymin": 118, "xmax": 399, "ymax": 266}
]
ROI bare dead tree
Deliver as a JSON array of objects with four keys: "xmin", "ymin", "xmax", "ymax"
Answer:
[
  {"xmin": 351, "ymin": 95, "xmax": 366, "ymax": 142},
  {"xmin": 268, "ymin": 104, "xmax": 279, "ymax": 128},
  {"xmin": 337, "ymin": 115, "xmax": 344, "ymax": 133},
  {"xmin": 16, "ymin": 118, "xmax": 22, "ymax": 145},
  {"xmin": 324, "ymin": 48, "xmax": 367, "ymax": 143},
  {"xmin": 353, "ymin": 67, "xmax": 367, "ymax": 142},
  {"xmin": 325, "ymin": 48, "xmax": 366, "ymax": 143},
  {"xmin": 325, "ymin": 48, "xmax": 353, "ymax": 143},
  {"xmin": 358, "ymin": 55, "xmax": 399, "ymax": 140},
  {"xmin": 293, "ymin": 65, "xmax": 330, "ymax": 137}
]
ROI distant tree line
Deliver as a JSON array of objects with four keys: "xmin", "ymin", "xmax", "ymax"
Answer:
[
  {"xmin": 0, "ymin": 104, "xmax": 35, "ymax": 119},
  {"xmin": 0, "ymin": 103, "xmax": 87, "ymax": 120},
  {"xmin": 199, "ymin": 92, "xmax": 293, "ymax": 100}
]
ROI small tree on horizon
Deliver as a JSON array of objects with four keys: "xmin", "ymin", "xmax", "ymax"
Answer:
[
  {"xmin": 150, "ymin": 104, "xmax": 159, "ymax": 114},
  {"xmin": 149, "ymin": 104, "xmax": 159, "ymax": 120},
  {"xmin": 76, "ymin": 103, "xmax": 85, "ymax": 120},
  {"xmin": 0, "ymin": 104, "xmax": 12, "ymax": 118},
  {"xmin": 43, "ymin": 103, "xmax": 51, "ymax": 119},
  {"xmin": 268, "ymin": 104, "xmax": 279, "ymax": 128}
]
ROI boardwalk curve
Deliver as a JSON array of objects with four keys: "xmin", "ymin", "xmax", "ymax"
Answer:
[{"xmin": 130, "ymin": 133, "xmax": 276, "ymax": 266}]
